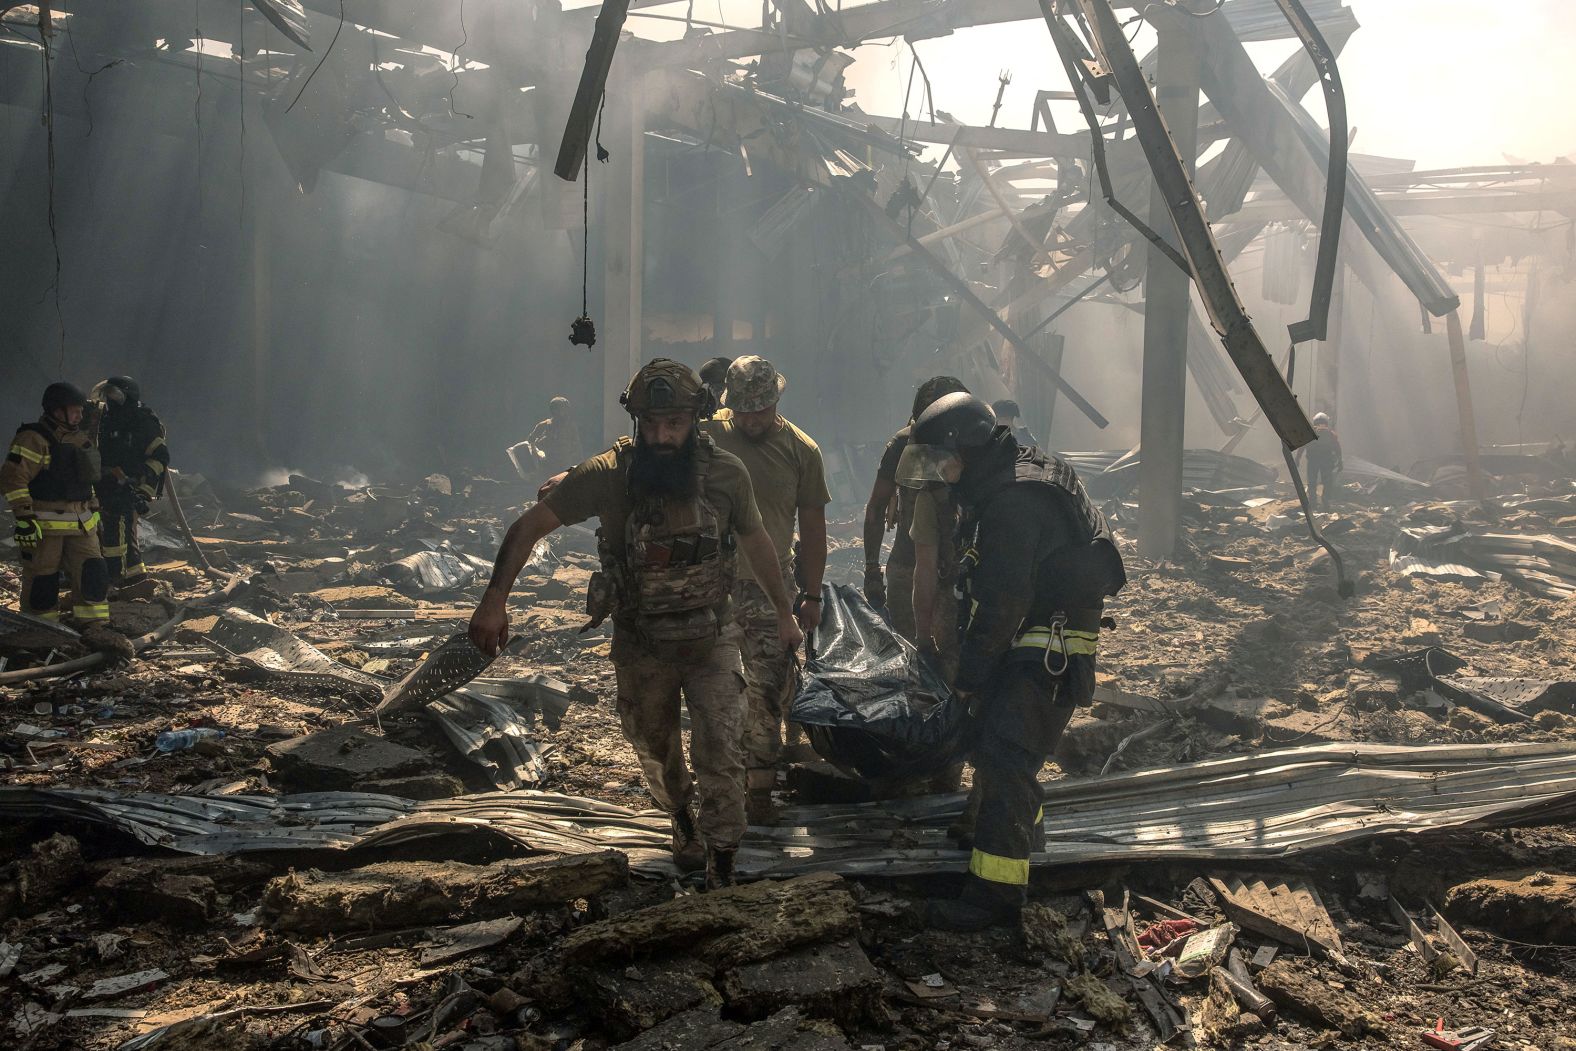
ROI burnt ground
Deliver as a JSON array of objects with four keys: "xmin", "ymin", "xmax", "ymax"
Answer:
[{"xmin": 1, "ymin": 469, "xmax": 1575, "ymax": 1051}]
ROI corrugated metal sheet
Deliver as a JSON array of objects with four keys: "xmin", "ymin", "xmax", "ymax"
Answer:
[
  {"xmin": 206, "ymin": 608, "xmax": 384, "ymax": 697},
  {"xmin": 6, "ymin": 742, "xmax": 1574, "ymax": 881},
  {"xmin": 0, "ymin": 608, "xmax": 80, "ymax": 644}
]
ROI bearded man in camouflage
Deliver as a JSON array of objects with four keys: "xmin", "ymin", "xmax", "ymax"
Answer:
[{"xmin": 471, "ymin": 359, "xmax": 802, "ymax": 888}]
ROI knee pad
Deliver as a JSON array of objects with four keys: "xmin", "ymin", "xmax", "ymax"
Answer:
[
  {"xmin": 80, "ymin": 558, "xmax": 110, "ymax": 602},
  {"xmin": 29, "ymin": 572, "xmax": 62, "ymax": 611}
]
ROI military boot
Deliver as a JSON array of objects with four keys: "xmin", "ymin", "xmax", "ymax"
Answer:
[
  {"xmin": 926, "ymin": 875, "xmax": 1024, "ymax": 932},
  {"xmin": 704, "ymin": 846, "xmax": 737, "ymax": 891},
  {"xmin": 669, "ymin": 804, "xmax": 706, "ymax": 873}
]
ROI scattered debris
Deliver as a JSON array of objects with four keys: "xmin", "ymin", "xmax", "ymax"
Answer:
[
  {"xmin": 261, "ymin": 851, "xmax": 628, "ymax": 932},
  {"xmin": 1209, "ymin": 874, "xmax": 1344, "ymax": 959},
  {"xmin": 206, "ymin": 607, "xmax": 383, "ymax": 697},
  {"xmin": 265, "ymin": 724, "xmax": 434, "ymax": 791},
  {"xmin": 1257, "ymin": 959, "xmax": 1385, "ymax": 1039},
  {"xmin": 1444, "ymin": 872, "xmax": 1576, "ymax": 945}
]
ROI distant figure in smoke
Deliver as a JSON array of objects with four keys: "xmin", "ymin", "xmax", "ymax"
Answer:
[
  {"xmin": 700, "ymin": 357, "xmax": 734, "ymax": 420},
  {"xmin": 92, "ymin": 376, "xmax": 169, "ymax": 584},
  {"xmin": 1298, "ymin": 411, "xmax": 1343, "ymax": 510},
  {"xmin": 526, "ymin": 396, "xmax": 584, "ymax": 477},
  {"xmin": 991, "ymin": 399, "xmax": 1039, "ymax": 449}
]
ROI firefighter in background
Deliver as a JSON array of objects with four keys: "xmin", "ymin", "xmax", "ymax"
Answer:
[
  {"xmin": 1298, "ymin": 411, "xmax": 1343, "ymax": 510},
  {"xmin": 2, "ymin": 383, "xmax": 111, "ymax": 625},
  {"xmin": 92, "ymin": 376, "xmax": 168, "ymax": 582},
  {"xmin": 898, "ymin": 393, "xmax": 1126, "ymax": 930}
]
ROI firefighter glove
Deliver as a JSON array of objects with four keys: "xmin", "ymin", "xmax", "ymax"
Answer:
[{"xmin": 14, "ymin": 517, "xmax": 42, "ymax": 552}]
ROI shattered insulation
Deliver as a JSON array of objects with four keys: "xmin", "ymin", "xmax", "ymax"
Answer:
[{"xmin": 4, "ymin": 1, "xmax": 1576, "ymax": 1049}]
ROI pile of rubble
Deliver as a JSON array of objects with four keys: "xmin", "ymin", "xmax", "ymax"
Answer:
[{"xmin": 0, "ymin": 464, "xmax": 1573, "ymax": 1049}]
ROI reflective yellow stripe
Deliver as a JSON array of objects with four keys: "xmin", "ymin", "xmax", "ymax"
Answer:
[
  {"xmin": 32, "ymin": 610, "xmax": 59, "ymax": 621},
  {"xmin": 4, "ymin": 487, "xmax": 29, "ymax": 502},
  {"xmin": 9, "ymin": 444, "xmax": 44, "ymax": 464},
  {"xmin": 124, "ymin": 563, "xmax": 147, "ymax": 575},
  {"xmin": 145, "ymin": 436, "xmax": 166, "ymax": 454},
  {"xmin": 102, "ymin": 543, "xmax": 128, "ymax": 557},
  {"xmin": 1012, "ymin": 628, "xmax": 1098, "ymax": 655},
  {"xmin": 74, "ymin": 603, "xmax": 111, "ymax": 620},
  {"xmin": 37, "ymin": 512, "xmax": 100, "ymax": 532},
  {"xmin": 144, "ymin": 460, "xmax": 166, "ymax": 474},
  {"xmin": 970, "ymin": 848, "xmax": 1030, "ymax": 886}
]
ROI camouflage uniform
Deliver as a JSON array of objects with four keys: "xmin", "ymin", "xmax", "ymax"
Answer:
[
  {"xmin": 614, "ymin": 625, "xmax": 749, "ymax": 849},
  {"xmin": 542, "ymin": 361, "xmax": 763, "ymax": 863},
  {"xmin": 702, "ymin": 357, "xmax": 829, "ymax": 780},
  {"xmin": 733, "ymin": 566, "xmax": 799, "ymax": 769}
]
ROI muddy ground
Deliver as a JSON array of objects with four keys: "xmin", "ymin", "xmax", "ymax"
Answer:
[{"xmin": 1, "ymin": 467, "xmax": 1574, "ymax": 1050}]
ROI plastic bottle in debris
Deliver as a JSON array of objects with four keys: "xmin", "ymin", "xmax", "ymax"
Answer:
[{"xmin": 155, "ymin": 727, "xmax": 225, "ymax": 753}]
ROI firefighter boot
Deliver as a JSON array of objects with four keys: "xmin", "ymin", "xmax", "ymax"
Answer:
[
  {"xmin": 705, "ymin": 846, "xmax": 737, "ymax": 891},
  {"xmin": 669, "ymin": 803, "xmax": 706, "ymax": 874},
  {"xmin": 926, "ymin": 874, "xmax": 1024, "ymax": 932}
]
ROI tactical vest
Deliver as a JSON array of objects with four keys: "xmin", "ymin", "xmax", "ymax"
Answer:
[
  {"xmin": 958, "ymin": 446, "xmax": 1125, "ymax": 667},
  {"xmin": 592, "ymin": 436, "xmax": 737, "ymax": 663},
  {"xmin": 19, "ymin": 422, "xmax": 100, "ymax": 504}
]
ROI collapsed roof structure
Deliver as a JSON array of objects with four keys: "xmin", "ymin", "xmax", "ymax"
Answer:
[{"xmin": 1, "ymin": 0, "xmax": 1572, "ymax": 547}]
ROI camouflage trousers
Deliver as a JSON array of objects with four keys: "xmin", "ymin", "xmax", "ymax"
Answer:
[
  {"xmin": 733, "ymin": 570, "xmax": 799, "ymax": 771},
  {"xmin": 613, "ymin": 625, "xmax": 749, "ymax": 849}
]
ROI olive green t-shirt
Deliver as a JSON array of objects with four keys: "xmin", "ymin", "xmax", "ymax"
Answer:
[
  {"xmin": 542, "ymin": 436, "xmax": 763, "ymax": 563},
  {"xmin": 908, "ymin": 486, "xmax": 945, "ymax": 547},
  {"xmin": 701, "ymin": 415, "xmax": 830, "ymax": 582}
]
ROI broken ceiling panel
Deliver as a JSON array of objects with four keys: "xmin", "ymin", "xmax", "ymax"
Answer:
[
  {"xmin": 249, "ymin": 0, "xmax": 310, "ymax": 51},
  {"xmin": 1209, "ymin": 874, "xmax": 1344, "ymax": 957},
  {"xmin": 206, "ymin": 608, "xmax": 384, "ymax": 697}
]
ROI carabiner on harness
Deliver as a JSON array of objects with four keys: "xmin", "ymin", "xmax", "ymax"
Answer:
[{"xmin": 1042, "ymin": 614, "xmax": 1069, "ymax": 678}]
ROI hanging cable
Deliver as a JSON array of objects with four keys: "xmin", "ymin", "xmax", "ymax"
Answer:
[
  {"xmin": 237, "ymin": 0, "xmax": 245, "ymax": 229},
  {"xmin": 448, "ymin": 0, "xmax": 474, "ymax": 119},
  {"xmin": 194, "ymin": 0, "xmax": 204, "ymax": 220},
  {"xmin": 286, "ymin": 0, "xmax": 345, "ymax": 113},
  {"xmin": 33, "ymin": 5, "xmax": 66, "ymax": 367},
  {"xmin": 62, "ymin": 13, "xmax": 120, "ymax": 138},
  {"xmin": 569, "ymin": 97, "xmax": 608, "ymax": 349}
]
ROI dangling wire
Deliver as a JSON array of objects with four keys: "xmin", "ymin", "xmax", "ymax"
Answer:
[
  {"xmin": 27, "ymin": 7, "xmax": 67, "ymax": 367},
  {"xmin": 581, "ymin": 147, "xmax": 590, "ymax": 320},
  {"xmin": 568, "ymin": 95, "xmax": 609, "ymax": 349}
]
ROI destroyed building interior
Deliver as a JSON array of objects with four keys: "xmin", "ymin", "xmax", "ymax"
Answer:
[{"xmin": 4, "ymin": 0, "xmax": 1576, "ymax": 1048}]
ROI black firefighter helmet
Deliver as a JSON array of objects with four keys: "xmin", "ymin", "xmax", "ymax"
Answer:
[
  {"xmin": 42, "ymin": 381, "xmax": 89, "ymax": 415},
  {"xmin": 896, "ymin": 392, "xmax": 996, "ymax": 488},
  {"xmin": 93, "ymin": 376, "xmax": 141, "ymax": 408}
]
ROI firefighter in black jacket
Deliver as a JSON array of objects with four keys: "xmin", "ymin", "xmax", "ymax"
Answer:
[
  {"xmin": 898, "ymin": 393, "xmax": 1126, "ymax": 930},
  {"xmin": 92, "ymin": 376, "xmax": 168, "ymax": 582}
]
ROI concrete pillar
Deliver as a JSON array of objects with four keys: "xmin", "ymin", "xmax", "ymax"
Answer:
[
  {"xmin": 1138, "ymin": 20, "xmax": 1203, "ymax": 560},
  {"xmin": 600, "ymin": 76, "xmax": 646, "ymax": 446}
]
